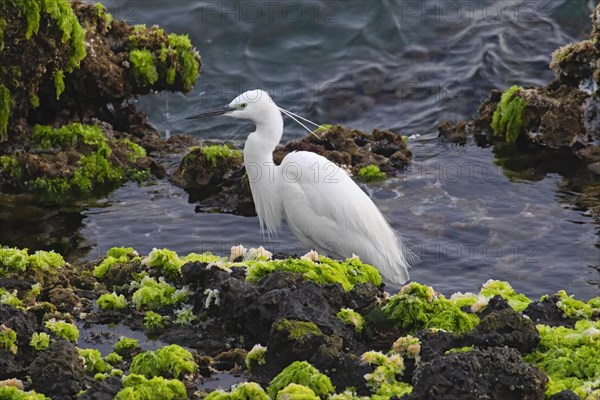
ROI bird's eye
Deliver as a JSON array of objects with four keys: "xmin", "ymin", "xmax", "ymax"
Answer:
[{"xmin": 240, "ymin": 103, "xmax": 247, "ymax": 109}]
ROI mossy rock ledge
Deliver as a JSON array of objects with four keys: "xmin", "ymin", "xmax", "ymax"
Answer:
[
  {"xmin": 1, "ymin": 245, "xmax": 599, "ymax": 399},
  {"xmin": 0, "ymin": 0, "xmax": 201, "ymax": 202}
]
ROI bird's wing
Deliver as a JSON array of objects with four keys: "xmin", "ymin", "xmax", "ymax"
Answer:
[{"xmin": 278, "ymin": 151, "xmax": 411, "ymax": 284}]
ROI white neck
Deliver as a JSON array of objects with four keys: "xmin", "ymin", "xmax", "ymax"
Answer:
[{"xmin": 243, "ymin": 107, "xmax": 284, "ymax": 236}]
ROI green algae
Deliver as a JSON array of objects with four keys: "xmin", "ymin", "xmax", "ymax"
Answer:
[
  {"xmin": 371, "ymin": 382, "xmax": 412, "ymax": 400},
  {"xmin": 245, "ymin": 344, "xmax": 267, "ymax": 371},
  {"xmin": 0, "ymin": 288, "xmax": 23, "ymax": 308},
  {"xmin": 0, "ymin": 386, "xmax": 50, "ymax": 400},
  {"xmin": 0, "ymin": 324, "xmax": 18, "ymax": 354},
  {"xmin": 120, "ymin": 138, "xmax": 147, "ymax": 161},
  {"xmin": 267, "ymin": 361, "xmax": 335, "ymax": 399},
  {"xmin": 94, "ymin": 3, "xmax": 112, "ymax": 33},
  {"xmin": 205, "ymin": 382, "xmax": 270, "ymax": 400},
  {"xmin": 130, "ymin": 49, "xmax": 159, "ymax": 87},
  {"xmin": 0, "ymin": 247, "xmax": 64, "ymax": 277},
  {"xmin": 444, "ymin": 345, "xmax": 475, "ymax": 355},
  {"xmin": 78, "ymin": 348, "xmax": 112, "ymax": 373},
  {"xmin": 0, "ymin": 155, "xmax": 23, "ymax": 179},
  {"xmin": 524, "ymin": 320, "xmax": 600, "ymax": 398},
  {"xmin": 132, "ymin": 276, "xmax": 190, "ymax": 310},
  {"xmin": 30, "ymin": 94, "xmax": 39, "ymax": 108},
  {"xmin": 246, "ymin": 256, "xmax": 382, "ymax": 291},
  {"xmin": 4, "ymin": 0, "xmax": 87, "ymax": 70},
  {"xmin": 554, "ymin": 290, "xmax": 600, "ymax": 319},
  {"xmin": 143, "ymin": 310, "xmax": 167, "ymax": 330},
  {"xmin": 104, "ymin": 351, "xmax": 123, "ymax": 365},
  {"xmin": 361, "ymin": 351, "xmax": 406, "ymax": 394},
  {"xmin": 479, "ymin": 279, "xmax": 531, "ymax": 312},
  {"xmin": 97, "ymin": 292, "xmax": 128, "ymax": 310},
  {"xmin": 115, "ymin": 374, "xmax": 187, "ymax": 400},
  {"xmin": 357, "ymin": 165, "xmax": 386, "ymax": 183},
  {"xmin": 45, "ymin": 319, "xmax": 79, "ymax": 342},
  {"xmin": 0, "ymin": 18, "xmax": 5, "ymax": 52},
  {"xmin": 391, "ymin": 335, "xmax": 421, "ymax": 359},
  {"xmin": 32, "ymin": 123, "xmax": 108, "ymax": 151},
  {"xmin": 167, "ymin": 33, "xmax": 199, "ymax": 92},
  {"xmin": 382, "ymin": 282, "xmax": 479, "ymax": 333},
  {"xmin": 73, "ymin": 151, "xmax": 123, "ymax": 191},
  {"xmin": 53, "ymin": 69, "xmax": 64, "ymax": 100},
  {"xmin": 114, "ymin": 337, "xmax": 140, "ymax": 356},
  {"xmin": 201, "ymin": 145, "xmax": 242, "ymax": 167},
  {"xmin": 93, "ymin": 246, "xmax": 139, "ymax": 280},
  {"xmin": 142, "ymin": 248, "xmax": 184, "ymax": 277},
  {"xmin": 0, "ymin": 83, "xmax": 11, "ymax": 141},
  {"xmin": 130, "ymin": 344, "xmax": 197, "ymax": 379},
  {"xmin": 491, "ymin": 85, "xmax": 525, "ymax": 143},
  {"xmin": 29, "ymin": 332, "xmax": 50, "ymax": 350},
  {"xmin": 276, "ymin": 383, "xmax": 318, "ymax": 400},
  {"xmin": 274, "ymin": 319, "xmax": 322, "ymax": 340},
  {"xmin": 173, "ymin": 305, "xmax": 197, "ymax": 326},
  {"xmin": 337, "ymin": 308, "xmax": 365, "ymax": 333}
]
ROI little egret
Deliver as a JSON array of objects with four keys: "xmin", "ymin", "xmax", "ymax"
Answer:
[{"xmin": 187, "ymin": 89, "xmax": 414, "ymax": 285}]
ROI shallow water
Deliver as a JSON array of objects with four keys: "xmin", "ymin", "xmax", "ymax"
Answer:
[{"xmin": 4, "ymin": 0, "xmax": 600, "ymax": 298}]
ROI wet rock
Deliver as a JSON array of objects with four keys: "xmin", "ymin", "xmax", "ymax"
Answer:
[
  {"xmin": 213, "ymin": 348, "xmax": 247, "ymax": 371},
  {"xmin": 347, "ymin": 282, "xmax": 385, "ymax": 314},
  {"xmin": 415, "ymin": 329, "xmax": 464, "ymax": 362},
  {"xmin": 438, "ymin": 121, "xmax": 470, "ymax": 145},
  {"xmin": 252, "ymin": 318, "xmax": 371, "ymax": 394},
  {"xmin": 274, "ymin": 125, "xmax": 412, "ymax": 175},
  {"xmin": 523, "ymin": 294, "xmax": 578, "ymax": 328},
  {"xmin": 465, "ymin": 307, "xmax": 539, "ymax": 353},
  {"xmin": 172, "ymin": 145, "xmax": 243, "ymax": 189},
  {"xmin": 47, "ymin": 286, "xmax": 82, "ymax": 313},
  {"xmin": 548, "ymin": 390, "xmax": 581, "ymax": 400},
  {"xmin": 0, "ymin": 305, "xmax": 38, "ymax": 350},
  {"xmin": 409, "ymin": 347, "xmax": 547, "ymax": 400},
  {"xmin": 0, "ymin": 352, "xmax": 24, "ymax": 381},
  {"xmin": 28, "ymin": 339, "xmax": 85, "ymax": 399},
  {"xmin": 228, "ymin": 272, "xmax": 355, "ymax": 346},
  {"xmin": 101, "ymin": 261, "xmax": 142, "ymax": 290},
  {"xmin": 78, "ymin": 376, "xmax": 122, "ymax": 400}
]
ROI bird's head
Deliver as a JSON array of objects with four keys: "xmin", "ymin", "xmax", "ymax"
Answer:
[{"xmin": 187, "ymin": 89, "xmax": 277, "ymax": 124}]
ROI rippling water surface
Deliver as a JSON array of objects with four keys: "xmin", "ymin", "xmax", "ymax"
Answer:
[{"xmin": 13, "ymin": 0, "xmax": 600, "ymax": 298}]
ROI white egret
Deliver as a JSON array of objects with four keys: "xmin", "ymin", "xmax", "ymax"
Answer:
[{"xmin": 187, "ymin": 89, "xmax": 414, "ymax": 285}]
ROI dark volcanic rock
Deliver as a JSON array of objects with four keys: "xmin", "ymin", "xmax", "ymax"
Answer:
[
  {"xmin": 549, "ymin": 390, "xmax": 582, "ymax": 400},
  {"xmin": 78, "ymin": 376, "xmax": 123, "ymax": 400},
  {"xmin": 466, "ymin": 307, "xmax": 540, "ymax": 353},
  {"xmin": 409, "ymin": 347, "xmax": 547, "ymax": 400},
  {"xmin": 251, "ymin": 318, "xmax": 371, "ymax": 394},
  {"xmin": 28, "ymin": 339, "xmax": 85, "ymax": 399},
  {"xmin": 523, "ymin": 294, "xmax": 578, "ymax": 328}
]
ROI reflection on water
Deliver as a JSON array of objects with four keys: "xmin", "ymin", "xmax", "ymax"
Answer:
[{"xmin": 1, "ymin": 0, "xmax": 598, "ymax": 298}]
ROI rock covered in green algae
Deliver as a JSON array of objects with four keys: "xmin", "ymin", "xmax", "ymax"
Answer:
[
  {"xmin": 0, "ymin": 0, "xmax": 200, "ymax": 204},
  {"xmin": 438, "ymin": 3, "xmax": 600, "ymax": 169},
  {"xmin": 3, "ymin": 244, "xmax": 600, "ymax": 399}
]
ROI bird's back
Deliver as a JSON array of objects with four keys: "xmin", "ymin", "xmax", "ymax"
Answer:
[{"xmin": 277, "ymin": 151, "xmax": 412, "ymax": 285}]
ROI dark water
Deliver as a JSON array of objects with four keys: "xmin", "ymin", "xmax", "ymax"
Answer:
[{"xmin": 7, "ymin": 0, "xmax": 600, "ymax": 298}]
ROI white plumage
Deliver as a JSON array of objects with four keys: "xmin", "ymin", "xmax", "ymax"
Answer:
[{"xmin": 187, "ymin": 89, "xmax": 414, "ymax": 285}]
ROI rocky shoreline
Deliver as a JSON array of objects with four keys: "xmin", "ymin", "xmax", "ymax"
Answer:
[{"xmin": 0, "ymin": 245, "xmax": 598, "ymax": 399}]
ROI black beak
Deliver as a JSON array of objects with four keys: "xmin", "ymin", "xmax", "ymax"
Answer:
[{"xmin": 186, "ymin": 105, "xmax": 232, "ymax": 119}]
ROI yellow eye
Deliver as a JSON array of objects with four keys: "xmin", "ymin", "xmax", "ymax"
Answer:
[{"xmin": 240, "ymin": 103, "xmax": 247, "ymax": 109}]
